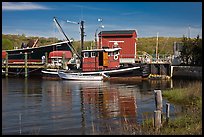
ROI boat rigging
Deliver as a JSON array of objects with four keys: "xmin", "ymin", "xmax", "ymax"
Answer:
[{"xmin": 53, "ymin": 17, "xmax": 82, "ymax": 59}]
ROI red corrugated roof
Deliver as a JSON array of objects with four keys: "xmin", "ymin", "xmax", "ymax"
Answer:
[{"xmin": 49, "ymin": 51, "xmax": 72, "ymax": 58}]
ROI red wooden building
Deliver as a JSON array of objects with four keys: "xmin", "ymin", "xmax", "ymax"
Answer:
[{"xmin": 98, "ymin": 30, "xmax": 137, "ymax": 64}]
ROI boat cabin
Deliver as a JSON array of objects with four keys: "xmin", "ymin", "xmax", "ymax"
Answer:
[{"xmin": 82, "ymin": 48, "xmax": 121, "ymax": 72}]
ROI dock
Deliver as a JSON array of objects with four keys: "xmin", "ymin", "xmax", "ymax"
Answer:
[
  {"xmin": 2, "ymin": 63, "xmax": 45, "ymax": 77},
  {"xmin": 2, "ymin": 52, "xmax": 46, "ymax": 77}
]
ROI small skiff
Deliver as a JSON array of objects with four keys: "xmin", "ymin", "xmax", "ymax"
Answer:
[{"xmin": 58, "ymin": 71, "xmax": 104, "ymax": 81}]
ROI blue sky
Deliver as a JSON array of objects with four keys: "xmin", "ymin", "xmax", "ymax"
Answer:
[{"xmin": 2, "ymin": 2, "xmax": 202, "ymax": 41}]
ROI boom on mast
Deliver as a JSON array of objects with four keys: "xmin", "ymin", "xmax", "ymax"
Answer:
[{"xmin": 53, "ymin": 17, "xmax": 81, "ymax": 59}]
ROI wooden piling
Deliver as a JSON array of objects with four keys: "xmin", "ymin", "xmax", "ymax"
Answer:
[
  {"xmin": 24, "ymin": 52, "xmax": 28, "ymax": 77},
  {"xmin": 166, "ymin": 103, "xmax": 170, "ymax": 123},
  {"xmin": 62, "ymin": 52, "xmax": 65, "ymax": 69},
  {"xmin": 154, "ymin": 110, "xmax": 162, "ymax": 130},
  {"xmin": 45, "ymin": 52, "xmax": 48, "ymax": 68},
  {"xmin": 5, "ymin": 52, "xmax": 8, "ymax": 77},
  {"xmin": 154, "ymin": 90, "xmax": 163, "ymax": 111},
  {"xmin": 154, "ymin": 90, "xmax": 163, "ymax": 130}
]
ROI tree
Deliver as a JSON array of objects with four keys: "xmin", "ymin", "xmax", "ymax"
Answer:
[
  {"xmin": 191, "ymin": 35, "xmax": 202, "ymax": 66},
  {"xmin": 180, "ymin": 36, "xmax": 192, "ymax": 65},
  {"xmin": 180, "ymin": 35, "xmax": 202, "ymax": 66},
  {"xmin": 2, "ymin": 38, "xmax": 13, "ymax": 50}
]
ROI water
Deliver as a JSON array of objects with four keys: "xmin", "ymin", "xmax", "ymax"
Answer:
[{"xmin": 2, "ymin": 77, "xmax": 198, "ymax": 135}]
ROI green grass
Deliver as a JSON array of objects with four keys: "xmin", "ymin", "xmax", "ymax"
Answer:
[
  {"xmin": 159, "ymin": 81, "xmax": 202, "ymax": 135},
  {"xmin": 160, "ymin": 113, "xmax": 202, "ymax": 135},
  {"xmin": 162, "ymin": 81, "xmax": 202, "ymax": 106}
]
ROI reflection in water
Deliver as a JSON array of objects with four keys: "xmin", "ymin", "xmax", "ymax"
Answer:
[
  {"xmin": 77, "ymin": 82, "xmax": 139, "ymax": 134},
  {"xmin": 2, "ymin": 78, "xmax": 196, "ymax": 135}
]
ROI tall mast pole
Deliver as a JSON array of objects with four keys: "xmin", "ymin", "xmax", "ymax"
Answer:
[
  {"xmin": 156, "ymin": 32, "xmax": 159, "ymax": 60},
  {"xmin": 80, "ymin": 20, "xmax": 85, "ymax": 68},
  {"xmin": 80, "ymin": 21, "xmax": 84, "ymax": 52}
]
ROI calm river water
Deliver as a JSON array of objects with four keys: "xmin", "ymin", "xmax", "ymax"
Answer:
[{"xmin": 2, "ymin": 77, "xmax": 199, "ymax": 135}]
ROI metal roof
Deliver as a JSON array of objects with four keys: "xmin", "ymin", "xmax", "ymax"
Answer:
[
  {"xmin": 98, "ymin": 30, "xmax": 136, "ymax": 35},
  {"xmin": 82, "ymin": 48, "xmax": 121, "ymax": 52}
]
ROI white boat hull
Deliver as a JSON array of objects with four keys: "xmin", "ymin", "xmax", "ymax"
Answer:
[
  {"xmin": 42, "ymin": 66, "xmax": 142, "ymax": 80},
  {"xmin": 58, "ymin": 71, "xmax": 103, "ymax": 81}
]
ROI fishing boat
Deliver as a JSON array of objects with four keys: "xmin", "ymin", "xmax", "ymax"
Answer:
[
  {"xmin": 2, "ymin": 40, "xmax": 72, "ymax": 64},
  {"xmin": 2, "ymin": 39, "xmax": 73, "ymax": 76},
  {"xmin": 42, "ymin": 47, "xmax": 142, "ymax": 79},
  {"xmin": 41, "ymin": 17, "xmax": 146, "ymax": 79}
]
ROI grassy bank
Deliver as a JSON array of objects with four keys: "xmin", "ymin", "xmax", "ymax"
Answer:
[
  {"xmin": 140, "ymin": 81, "xmax": 202, "ymax": 135},
  {"xmin": 160, "ymin": 81, "xmax": 202, "ymax": 135}
]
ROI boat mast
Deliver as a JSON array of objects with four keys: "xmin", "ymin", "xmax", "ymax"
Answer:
[
  {"xmin": 80, "ymin": 21, "xmax": 84, "ymax": 52},
  {"xmin": 53, "ymin": 17, "xmax": 81, "ymax": 59},
  {"xmin": 156, "ymin": 32, "xmax": 159, "ymax": 61},
  {"xmin": 80, "ymin": 20, "xmax": 85, "ymax": 68}
]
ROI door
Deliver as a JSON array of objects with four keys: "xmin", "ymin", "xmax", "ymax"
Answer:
[
  {"xmin": 103, "ymin": 52, "xmax": 108, "ymax": 67},
  {"xmin": 98, "ymin": 51, "xmax": 103, "ymax": 66}
]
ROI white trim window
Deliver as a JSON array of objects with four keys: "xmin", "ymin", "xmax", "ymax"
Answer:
[
  {"xmin": 91, "ymin": 52, "xmax": 96, "ymax": 58},
  {"xmin": 108, "ymin": 52, "xmax": 113, "ymax": 56},
  {"xmin": 113, "ymin": 51, "xmax": 119, "ymax": 56},
  {"xmin": 83, "ymin": 52, "xmax": 90, "ymax": 58}
]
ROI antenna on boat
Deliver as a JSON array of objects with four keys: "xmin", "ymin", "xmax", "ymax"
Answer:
[{"xmin": 53, "ymin": 17, "xmax": 81, "ymax": 59}]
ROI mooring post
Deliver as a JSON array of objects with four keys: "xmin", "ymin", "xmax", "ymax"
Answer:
[
  {"xmin": 62, "ymin": 52, "xmax": 65, "ymax": 69},
  {"xmin": 154, "ymin": 110, "xmax": 162, "ymax": 130},
  {"xmin": 45, "ymin": 52, "xmax": 48, "ymax": 69},
  {"xmin": 154, "ymin": 90, "xmax": 163, "ymax": 129},
  {"xmin": 5, "ymin": 52, "xmax": 8, "ymax": 77},
  {"xmin": 154, "ymin": 90, "xmax": 163, "ymax": 111},
  {"xmin": 25, "ymin": 52, "xmax": 28, "ymax": 77},
  {"xmin": 166, "ymin": 103, "xmax": 170, "ymax": 123}
]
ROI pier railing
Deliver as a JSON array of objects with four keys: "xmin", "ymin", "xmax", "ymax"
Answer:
[{"xmin": 136, "ymin": 52, "xmax": 172, "ymax": 64}]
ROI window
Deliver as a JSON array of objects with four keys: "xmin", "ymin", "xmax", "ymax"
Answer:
[
  {"xmin": 84, "ymin": 52, "xmax": 90, "ymax": 58},
  {"xmin": 91, "ymin": 52, "xmax": 96, "ymax": 57},
  {"xmin": 108, "ymin": 52, "xmax": 113, "ymax": 56},
  {"xmin": 113, "ymin": 51, "xmax": 119, "ymax": 55}
]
